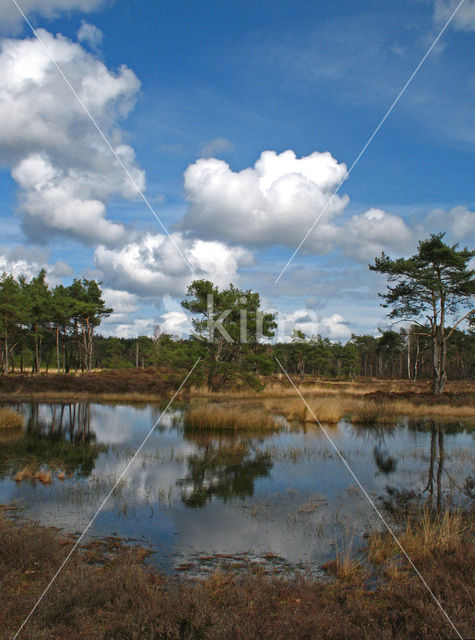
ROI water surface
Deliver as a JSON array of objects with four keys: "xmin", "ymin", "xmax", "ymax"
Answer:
[{"xmin": 0, "ymin": 401, "xmax": 473, "ymax": 575}]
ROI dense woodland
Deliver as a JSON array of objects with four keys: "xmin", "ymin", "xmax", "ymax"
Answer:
[
  {"xmin": 0, "ymin": 268, "xmax": 473, "ymax": 383},
  {"xmin": 99, "ymin": 326, "xmax": 473, "ymax": 381}
]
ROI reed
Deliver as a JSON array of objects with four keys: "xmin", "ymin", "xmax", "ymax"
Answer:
[
  {"xmin": 276, "ymin": 396, "xmax": 349, "ymax": 424},
  {"xmin": 0, "ymin": 407, "xmax": 24, "ymax": 430},
  {"xmin": 185, "ymin": 402, "xmax": 280, "ymax": 431},
  {"xmin": 349, "ymin": 400, "xmax": 396, "ymax": 424},
  {"xmin": 368, "ymin": 507, "xmax": 466, "ymax": 564}
]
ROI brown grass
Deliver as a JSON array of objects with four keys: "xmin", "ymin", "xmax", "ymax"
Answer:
[
  {"xmin": 349, "ymin": 399, "xmax": 397, "ymax": 424},
  {"xmin": 368, "ymin": 508, "xmax": 468, "ymax": 565},
  {"xmin": 0, "ymin": 407, "xmax": 24, "ymax": 430},
  {"xmin": 0, "ymin": 509, "xmax": 473, "ymax": 640},
  {"xmin": 185, "ymin": 402, "xmax": 280, "ymax": 431},
  {"xmin": 270, "ymin": 396, "xmax": 349, "ymax": 424}
]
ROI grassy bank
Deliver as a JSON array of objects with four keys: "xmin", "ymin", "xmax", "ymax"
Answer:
[
  {"xmin": 0, "ymin": 368, "xmax": 191, "ymax": 403},
  {"xmin": 0, "ymin": 506, "xmax": 473, "ymax": 640},
  {"xmin": 0, "ymin": 372, "xmax": 473, "ymax": 422}
]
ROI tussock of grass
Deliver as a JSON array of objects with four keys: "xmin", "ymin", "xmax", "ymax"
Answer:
[
  {"xmin": 185, "ymin": 402, "xmax": 280, "ymax": 431},
  {"xmin": 277, "ymin": 397, "xmax": 349, "ymax": 424},
  {"xmin": 323, "ymin": 537, "xmax": 368, "ymax": 584},
  {"xmin": 349, "ymin": 400, "xmax": 396, "ymax": 424},
  {"xmin": 369, "ymin": 508, "xmax": 466, "ymax": 565},
  {"xmin": 0, "ymin": 407, "xmax": 24, "ymax": 430}
]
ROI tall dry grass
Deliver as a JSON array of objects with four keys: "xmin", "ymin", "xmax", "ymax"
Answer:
[
  {"xmin": 369, "ymin": 508, "xmax": 467, "ymax": 565},
  {"xmin": 0, "ymin": 407, "xmax": 24, "ymax": 430},
  {"xmin": 272, "ymin": 396, "xmax": 350, "ymax": 424},
  {"xmin": 349, "ymin": 400, "xmax": 397, "ymax": 424},
  {"xmin": 185, "ymin": 402, "xmax": 280, "ymax": 431}
]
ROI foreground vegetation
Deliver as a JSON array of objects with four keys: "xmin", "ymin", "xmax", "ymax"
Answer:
[{"xmin": 0, "ymin": 504, "xmax": 473, "ymax": 640}]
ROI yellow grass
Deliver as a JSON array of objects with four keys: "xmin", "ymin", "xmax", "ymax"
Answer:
[
  {"xmin": 270, "ymin": 396, "xmax": 349, "ymax": 424},
  {"xmin": 322, "ymin": 535, "xmax": 368, "ymax": 584},
  {"xmin": 14, "ymin": 466, "xmax": 54, "ymax": 484},
  {"xmin": 34, "ymin": 470, "xmax": 52, "ymax": 485},
  {"xmin": 349, "ymin": 400, "xmax": 397, "ymax": 424},
  {"xmin": 0, "ymin": 391, "xmax": 166, "ymax": 404},
  {"xmin": 14, "ymin": 465, "xmax": 35, "ymax": 482},
  {"xmin": 0, "ymin": 407, "xmax": 24, "ymax": 430},
  {"xmin": 368, "ymin": 508, "xmax": 467, "ymax": 565},
  {"xmin": 189, "ymin": 379, "xmax": 474, "ymax": 422},
  {"xmin": 185, "ymin": 402, "xmax": 280, "ymax": 431}
]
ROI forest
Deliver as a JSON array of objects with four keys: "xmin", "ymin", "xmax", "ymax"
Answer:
[{"xmin": 0, "ymin": 267, "xmax": 473, "ymax": 384}]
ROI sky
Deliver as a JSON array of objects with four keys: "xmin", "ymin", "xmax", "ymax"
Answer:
[{"xmin": 0, "ymin": 0, "xmax": 473, "ymax": 341}]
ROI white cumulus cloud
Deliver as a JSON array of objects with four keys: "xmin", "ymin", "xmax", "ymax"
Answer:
[
  {"xmin": 340, "ymin": 208, "xmax": 414, "ymax": 261},
  {"xmin": 94, "ymin": 232, "xmax": 253, "ymax": 299},
  {"xmin": 181, "ymin": 149, "xmax": 417, "ymax": 261},
  {"xmin": 422, "ymin": 205, "xmax": 475, "ymax": 242},
  {"xmin": 0, "ymin": 29, "xmax": 144, "ymax": 245},
  {"xmin": 274, "ymin": 308, "xmax": 352, "ymax": 342},
  {"xmin": 181, "ymin": 149, "xmax": 349, "ymax": 251}
]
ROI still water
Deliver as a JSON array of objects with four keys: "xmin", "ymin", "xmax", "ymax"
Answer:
[{"xmin": 0, "ymin": 401, "xmax": 473, "ymax": 575}]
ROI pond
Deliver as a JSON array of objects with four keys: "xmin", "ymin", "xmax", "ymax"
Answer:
[{"xmin": 0, "ymin": 401, "xmax": 473, "ymax": 575}]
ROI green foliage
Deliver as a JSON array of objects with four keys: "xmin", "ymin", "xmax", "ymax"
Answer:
[
  {"xmin": 0, "ymin": 270, "xmax": 111, "ymax": 374},
  {"xmin": 370, "ymin": 233, "xmax": 474, "ymax": 394},
  {"xmin": 181, "ymin": 279, "xmax": 277, "ymax": 390}
]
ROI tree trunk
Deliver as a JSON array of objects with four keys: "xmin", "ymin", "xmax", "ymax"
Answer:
[
  {"xmin": 56, "ymin": 324, "xmax": 60, "ymax": 373},
  {"xmin": 3, "ymin": 316, "xmax": 8, "ymax": 374},
  {"xmin": 34, "ymin": 327, "xmax": 40, "ymax": 374}
]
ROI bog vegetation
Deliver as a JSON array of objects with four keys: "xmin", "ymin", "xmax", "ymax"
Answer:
[{"xmin": 0, "ymin": 504, "xmax": 473, "ymax": 640}]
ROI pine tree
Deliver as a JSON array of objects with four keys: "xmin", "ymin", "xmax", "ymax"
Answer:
[{"xmin": 370, "ymin": 233, "xmax": 474, "ymax": 395}]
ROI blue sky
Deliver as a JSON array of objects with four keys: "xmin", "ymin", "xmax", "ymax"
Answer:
[{"xmin": 0, "ymin": 0, "xmax": 473, "ymax": 340}]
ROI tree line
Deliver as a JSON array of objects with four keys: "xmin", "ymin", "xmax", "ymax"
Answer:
[
  {"xmin": 1, "ymin": 234, "xmax": 473, "ymax": 395},
  {"xmin": 0, "ymin": 269, "xmax": 111, "ymax": 374},
  {"xmin": 88, "ymin": 325, "xmax": 473, "ymax": 384}
]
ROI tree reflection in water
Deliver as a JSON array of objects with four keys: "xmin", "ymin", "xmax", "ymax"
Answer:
[
  {"xmin": 0, "ymin": 402, "xmax": 105, "ymax": 478},
  {"xmin": 177, "ymin": 431, "xmax": 273, "ymax": 508},
  {"xmin": 373, "ymin": 446, "xmax": 397, "ymax": 476},
  {"xmin": 422, "ymin": 422, "xmax": 445, "ymax": 512}
]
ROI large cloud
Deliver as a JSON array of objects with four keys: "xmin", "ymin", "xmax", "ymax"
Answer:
[
  {"xmin": 181, "ymin": 149, "xmax": 419, "ymax": 260},
  {"xmin": 0, "ymin": 28, "xmax": 144, "ymax": 245},
  {"xmin": 0, "ymin": 0, "xmax": 108, "ymax": 35},
  {"xmin": 181, "ymin": 149, "xmax": 349, "ymax": 251},
  {"xmin": 94, "ymin": 232, "xmax": 253, "ymax": 299}
]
